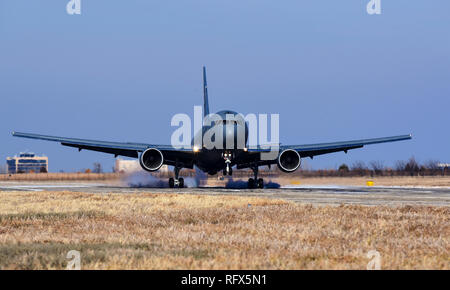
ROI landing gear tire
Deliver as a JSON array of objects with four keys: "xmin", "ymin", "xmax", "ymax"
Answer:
[
  {"xmin": 223, "ymin": 167, "xmax": 233, "ymax": 176},
  {"xmin": 248, "ymin": 178, "xmax": 255, "ymax": 189},
  {"xmin": 169, "ymin": 177, "xmax": 184, "ymax": 188},
  {"xmin": 179, "ymin": 177, "xmax": 184, "ymax": 188},
  {"xmin": 257, "ymin": 178, "xmax": 264, "ymax": 189}
]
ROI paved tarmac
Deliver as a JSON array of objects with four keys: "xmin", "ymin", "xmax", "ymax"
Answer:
[{"xmin": 0, "ymin": 181, "xmax": 449, "ymax": 206}]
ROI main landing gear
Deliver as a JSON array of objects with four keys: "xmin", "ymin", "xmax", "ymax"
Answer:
[
  {"xmin": 248, "ymin": 166, "xmax": 264, "ymax": 189},
  {"xmin": 169, "ymin": 166, "xmax": 184, "ymax": 188}
]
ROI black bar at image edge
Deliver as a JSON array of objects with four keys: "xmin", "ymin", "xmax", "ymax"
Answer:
[{"xmin": 0, "ymin": 270, "xmax": 443, "ymax": 289}]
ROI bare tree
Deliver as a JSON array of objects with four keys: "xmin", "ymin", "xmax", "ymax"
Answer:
[
  {"xmin": 369, "ymin": 160, "xmax": 384, "ymax": 176},
  {"xmin": 93, "ymin": 162, "xmax": 102, "ymax": 174},
  {"xmin": 351, "ymin": 161, "xmax": 368, "ymax": 176},
  {"xmin": 419, "ymin": 160, "xmax": 438, "ymax": 176},
  {"xmin": 425, "ymin": 160, "xmax": 440, "ymax": 170},
  {"xmin": 338, "ymin": 163, "xmax": 350, "ymax": 176},
  {"xmin": 395, "ymin": 160, "xmax": 406, "ymax": 175},
  {"xmin": 404, "ymin": 157, "xmax": 419, "ymax": 176}
]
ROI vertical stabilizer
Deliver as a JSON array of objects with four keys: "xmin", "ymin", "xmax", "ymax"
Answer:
[{"xmin": 203, "ymin": 66, "xmax": 210, "ymax": 117}]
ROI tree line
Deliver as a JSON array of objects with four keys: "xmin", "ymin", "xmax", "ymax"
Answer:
[{"xmin": 298, "ymin": 157, "xmax": 449, "ymax": 177}]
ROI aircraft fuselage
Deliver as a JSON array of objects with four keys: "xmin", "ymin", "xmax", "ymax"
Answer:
[{"xmin": 193, "ymin": 110, "xmax": 249, "ymax": 175}]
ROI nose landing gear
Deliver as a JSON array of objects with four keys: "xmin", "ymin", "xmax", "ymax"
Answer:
[
  {"xmin": 223, "ymin": 151, "xmax": 233, "ymax": 176},
  {"xmin": 223, "ymin": 167, "xmax": 233, "ymax": 176}
]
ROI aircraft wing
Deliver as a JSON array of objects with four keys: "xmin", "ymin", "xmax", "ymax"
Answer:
[
  {"xmin": 281, "ymin": 134, "xmax": 412, "ymax": 159},
  {"xmin": 237, "ymin": 134, "xmax": 412, "ymax": 169},
  {"xmin": 11, "ymin": 131, "xmax": 195, "ymax": 168}
]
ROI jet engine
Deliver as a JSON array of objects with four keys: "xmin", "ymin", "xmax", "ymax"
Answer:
[
  {"xmin": 277, "ymin": 149, "xmax": 301, "ymax": 173},
  {"xmin": 139, "ymin": 148, "xmax": 164, "ymax": 172}
]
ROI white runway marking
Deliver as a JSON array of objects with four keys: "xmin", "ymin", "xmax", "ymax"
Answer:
[{"xmin": 282, "ymin": 184, "xmax": 352, "ymax": 189}]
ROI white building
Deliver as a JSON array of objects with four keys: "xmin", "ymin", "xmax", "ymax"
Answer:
[{"xmin": 6, "ymin": 152, "xmax": 48, "ymax": 173}]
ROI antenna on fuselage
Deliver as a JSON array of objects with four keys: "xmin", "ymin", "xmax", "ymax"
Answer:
[{"xmin": 203, "ymin": 66, "xmax": 210, "ymax": 117}]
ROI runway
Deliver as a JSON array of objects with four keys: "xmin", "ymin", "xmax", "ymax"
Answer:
[{"xmin": 0, "ymin": 182, "xmax": 449, "ymax": 206}]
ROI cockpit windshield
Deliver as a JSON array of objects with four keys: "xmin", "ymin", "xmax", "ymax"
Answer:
[{"xmin": 215, "ymin": 120, "xmax": 237, "ymax": 125}]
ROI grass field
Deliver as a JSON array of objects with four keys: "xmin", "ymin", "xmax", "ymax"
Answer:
[{"xmin": 0, "ymin": 191, "xmax": 448, "ymax": 269}]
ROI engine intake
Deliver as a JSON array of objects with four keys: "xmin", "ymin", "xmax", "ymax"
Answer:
[
  {"xmin": 277, "ymin": 149, "xmax": 301, "ymax": 173},
  {"xmin": 139, "ymin": 148, "xmax": 164, "ymax": 172}
]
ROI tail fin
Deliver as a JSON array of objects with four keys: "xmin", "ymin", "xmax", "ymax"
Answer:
[{"xmin": 203, "ymin": 66, "xmax": 210, "ymax": 117}]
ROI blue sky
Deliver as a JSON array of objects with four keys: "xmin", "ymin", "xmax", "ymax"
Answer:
[{"xmin": 1, "ymin": 0, "xmax": 449, "ymax": 172}]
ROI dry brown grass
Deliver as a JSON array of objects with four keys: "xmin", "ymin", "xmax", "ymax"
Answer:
[
  {"xmin": 0, "ymin": 191, "xmax": 448, "ymax": 269},
  {"xmin": 0, "ymin": 173, "xmax": 120, "ymax": 181}
]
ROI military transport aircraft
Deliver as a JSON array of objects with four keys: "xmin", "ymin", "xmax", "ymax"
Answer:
[{"xmin": 12, "ymin": 67, "xmax": 412, "ymax": 188}]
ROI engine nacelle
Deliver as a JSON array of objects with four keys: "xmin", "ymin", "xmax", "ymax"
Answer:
[
  {"xmin": 139, "ymin": 148, "xmax": 164, "ymax": 172},
  {"xmin": 277, "ymin": 149, "xmax": 301, "ymax": 173}
]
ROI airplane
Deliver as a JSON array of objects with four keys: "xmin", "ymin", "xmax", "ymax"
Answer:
[{"xmin": 12, "ymin": 66, "xmax": 412, "ymax": 188}]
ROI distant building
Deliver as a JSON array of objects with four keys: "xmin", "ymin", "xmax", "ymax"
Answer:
[
  {"xmin": 6, "ymin": 152, "xmax": 48, "ymax": 174},
  {"xmin": 115, "ymin": 159, "xmax": 169, "ymax": 174}
]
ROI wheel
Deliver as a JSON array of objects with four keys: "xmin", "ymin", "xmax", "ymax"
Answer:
[
  {"xmin": 169, "ymin": 178, "xmax": 174, "ymax": 188},
  {"xmin": 248, "ymin": 178, "xmax": 255, "ymax": 189},
  {"xmin": 257, "ymin": 178, "xmax": 264, "ymax": 188},
  {"xmin": 178, "ymin": 177, "xmax": 184, "ymax": 188},
  {"xmin": 223, "ymin": 167, "xmax": 233, "ymax": 176}
]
